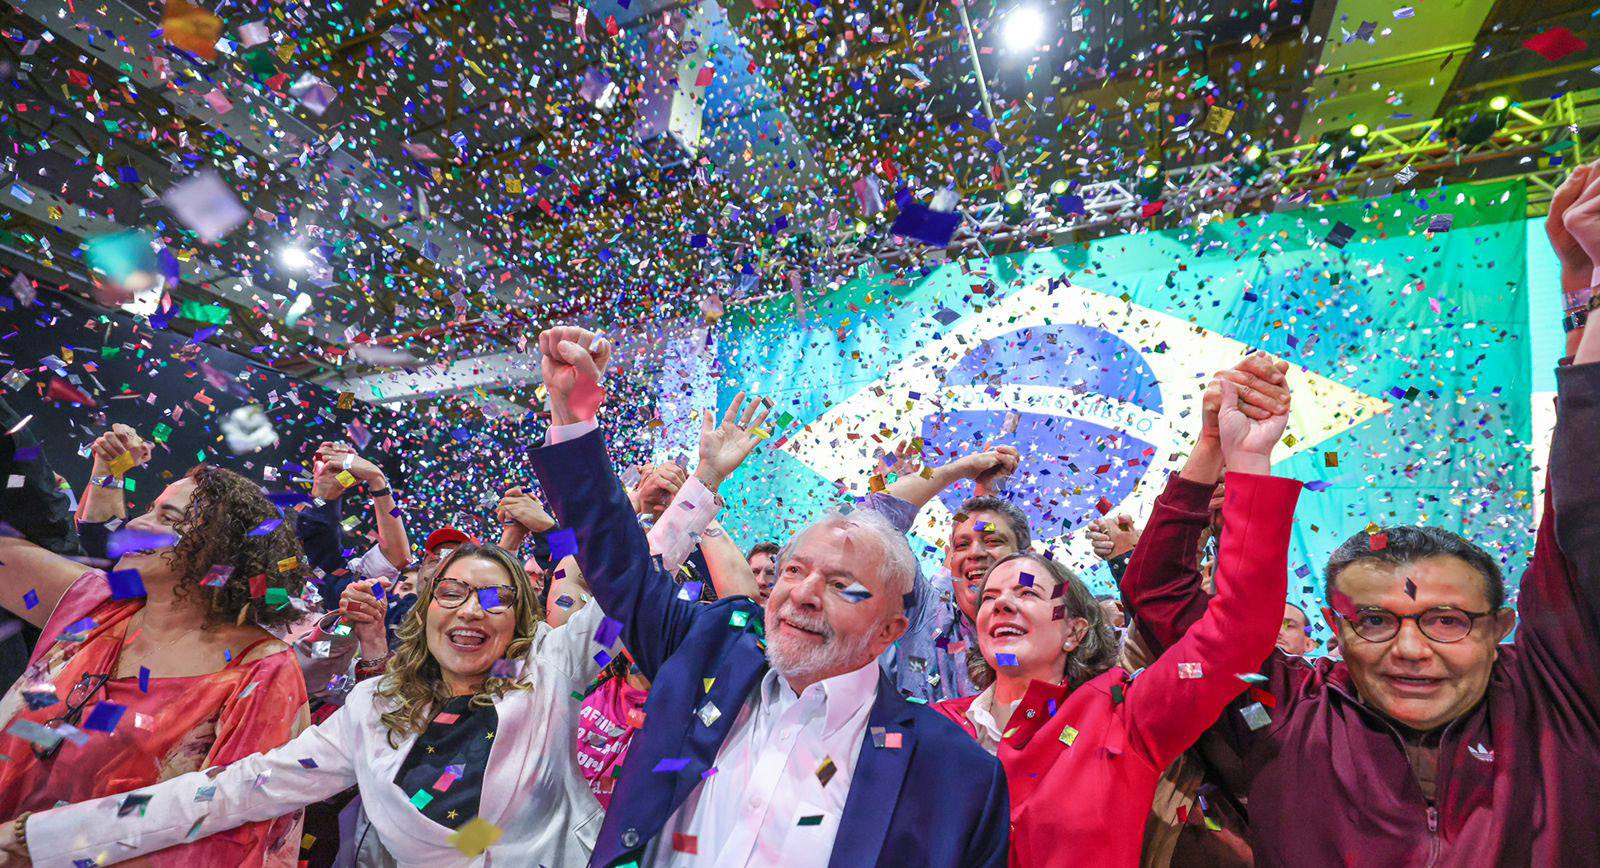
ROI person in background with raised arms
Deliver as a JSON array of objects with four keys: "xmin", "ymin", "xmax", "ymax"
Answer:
[
  {"xmin": 297, "ymin": 441, "xmax": 411, "ymax": 607},
  {"xmin": 871, "ymin": 439, "xmax": 1024, "ymax": 702},
  {"xmin": 528, "ymin": 325, "xmax": 1009, "ymax": 868},
  {"xmin": 1115, "ymin": 157, "xmax": 1600, "ymax": 866}
]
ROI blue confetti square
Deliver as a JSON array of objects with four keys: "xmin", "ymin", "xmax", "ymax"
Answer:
[
  {"xmin": 107, "ymin": 569, "xmax": 147, "ymax": 601},
  {"xmin": 995, "ymin": 653, "xmax": 1019, "ymax": 667},
  {"xmin": 595, "ymin": 616, "xmax": 624, "ymax": 647},
  {"xmin": 547, "ymin": 528, "xmax": 578, "ymax": 561},
  {"xmin": 82, "ymin": 701, "xmax": 127, "ymax": 733}
]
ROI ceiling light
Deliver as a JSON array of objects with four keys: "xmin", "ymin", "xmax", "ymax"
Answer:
[
  {"xmin": 1350, "ymin": 123, "xmax": 1370, "ymax": 138},
  {"xmin": 1488, "ymin": 95, "xmax": 1509, "ymax": 111},
  {"xmin": 280, "ymin": 245, "xmax": 312, "ymax": 270},
  {"xmin": 1002, "ymin": 7, "xmax": 1045, "ymax": 52}
]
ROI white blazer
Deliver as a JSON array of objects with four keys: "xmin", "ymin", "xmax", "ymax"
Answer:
[{"xmin": 27, "ymin": 602, "xmax": 615, "ymax": 868}]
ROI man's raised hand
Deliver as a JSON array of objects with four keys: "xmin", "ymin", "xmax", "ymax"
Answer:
[{"xmin": 538, "ymin": 326, "xmax": 612, "ymax": 425}]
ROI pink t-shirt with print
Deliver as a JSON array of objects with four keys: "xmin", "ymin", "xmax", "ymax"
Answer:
[{"xmin": 574, "ymin": 675, "xmax": 649, "ymax": 808}]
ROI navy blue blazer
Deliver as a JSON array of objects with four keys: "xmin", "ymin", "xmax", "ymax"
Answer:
[{"xmin": 532, "ymin": 430, "xmax": 1009, "ymax": 868}]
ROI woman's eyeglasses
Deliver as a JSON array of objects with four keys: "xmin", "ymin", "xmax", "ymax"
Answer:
[
  {"xmin": 432, "ymin": 578, "xmax": 517, "ymax": 615},
  {"xmin": 1339, "ymin": 606, "xmax": 1495, "ymax": 644},
  {"xmin": 33, "ymin": 672, "xmax": 110, "ymax": 761}
]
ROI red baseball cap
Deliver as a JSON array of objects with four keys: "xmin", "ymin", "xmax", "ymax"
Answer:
[{"xmin": 424, "ymin": 527, "xmax": 471, "ymax": 553}]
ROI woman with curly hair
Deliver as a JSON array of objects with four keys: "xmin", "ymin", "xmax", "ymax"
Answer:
[
  {"xmin": 929, "ymin": 380, "xmax": 1302, "ymax": 868},
  {"xmin": 0, "ymin": 463, "xmax": 312, "ymax": 867},
  {"xmin": 1, "ymin": 529, "xmax": 675, "ymax": 867}
]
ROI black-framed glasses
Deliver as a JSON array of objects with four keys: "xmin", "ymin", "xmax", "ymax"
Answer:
[
  {"xmin": 33, "ymin": 673, "xmax": 110, "ymax": 761},
  {"xmin": 432, "ymin": 578, "xmax": 517, "ymax": 615},
  {"xmin": 1339, "ymin": 606, "xmax": 1496, "ymax": 644}
]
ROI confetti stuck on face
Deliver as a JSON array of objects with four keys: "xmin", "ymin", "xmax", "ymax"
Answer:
[{"xmin": 838, "ymin": 582, "xmax": 874, "ymax": 603}]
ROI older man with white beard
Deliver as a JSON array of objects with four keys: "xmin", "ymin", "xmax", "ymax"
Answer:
[{"xmin": 529, "ymin": 325, "xmax": 1009, "ymax": 868}]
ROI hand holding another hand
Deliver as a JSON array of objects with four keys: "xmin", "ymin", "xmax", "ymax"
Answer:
[
  {"xmin": 90, "ymin": 423, "xmax": 151, "ymax": 474},
  {"xmin": 1086, "ymin": 514, "xmax": 1141, "ymax": 560},
  {"xmin": 1215, "ymin": 375, "xmax": 1290, "ymax": 476},
  {"xmin": 497, "ymin": 487, "xmax": 556, "ymax": 533}
]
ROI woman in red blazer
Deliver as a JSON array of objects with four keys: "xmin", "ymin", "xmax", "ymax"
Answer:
[{"xmin": 932, "ymin": 379, "xmax": 1302, "ymax": 868}]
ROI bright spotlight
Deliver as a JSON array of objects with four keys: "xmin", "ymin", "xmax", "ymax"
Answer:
[
  {"xmin": 1488, "ymin": 95, "xmax": 1509, "ymax": 111},
  {"xmin": 1049, "ymin": 179, "xmax": 1068, "ymax": 195},
  {"xmin": 1350, "ymin": 123, "xmax": 1370, "ymax": 138},
  {"xmin": 280, "ymin": 245, "xmax": 312, "ymax": 270},
  {"xmin": 1004, "ymin": 188, "xmax": 1024, "ymax": 205},
  {"xmin": 1002, "ymin": 7, "xmax": 1045, "ymax": 52}
]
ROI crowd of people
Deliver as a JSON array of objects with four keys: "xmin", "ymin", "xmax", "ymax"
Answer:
[{"xmin": 0, "ymin": 162, "xmax": 1594, "ymax": 867}]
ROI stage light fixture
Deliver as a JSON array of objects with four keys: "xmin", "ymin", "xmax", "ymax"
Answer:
[
  {"xmin": 1136, "ymin": 164, "xmax": 1164, "ymax": 201},
  {"xmin": 1315, "ymin": 126, "xmax": 1369, "ymax": 172},
  {"xmin": 1004, "ymin": 188, "xmax": 1024, "ymax": 205},
  {"xmin": 1443, "ymin": 100, "xmax": 1509, "ymax": 146},
  {"xmin": 1002, "ymin": 7, "xmax": 1045, "ymax": 52},
  {"xmin": 1049, "ymin": 179, "xmax": 1069, "ymax": 195}
]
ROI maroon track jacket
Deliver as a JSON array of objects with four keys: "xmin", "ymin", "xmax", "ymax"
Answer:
[{"xmin": 1119, "ymin": 361, "xmax": 1600, "ymax": 867}]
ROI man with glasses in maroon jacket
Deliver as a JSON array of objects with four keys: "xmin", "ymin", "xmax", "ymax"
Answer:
[{"xmin": 1118, "ymin": 159, "xmax": 1600, "ymax": 867}]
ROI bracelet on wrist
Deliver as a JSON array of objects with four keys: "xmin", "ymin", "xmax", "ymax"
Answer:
[
  {"xmin": 1565, "ymin": 307, "xmax": 1589, "ymax": 334},
  {"xmin": 1562, "ymin": 286, "xmax": 1597, "ymax": 313},
  {"xmin": 368, "ymin": 486, "xmax": 392, "ymax": 499},
  {"xmin": 14, "ymin": 811, "xmax": 30, "ymax": 847},
  {"xmin": 89, "ymin": 474, "xmax": 121, "ymax": 488}
]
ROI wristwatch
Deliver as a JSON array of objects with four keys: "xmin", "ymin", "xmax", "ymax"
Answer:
[
  {"xmin": 1563, "ymin": 286, "xmax": 1598, "ymax": 333},
  {"xmin": 89, "ymin": 474, "xmax": 120, "ymax": 488}
]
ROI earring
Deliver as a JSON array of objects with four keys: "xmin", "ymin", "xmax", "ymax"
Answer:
[{"xmin": 1063, "ymin": 641, "xmax": 1077, "ymax": 653}]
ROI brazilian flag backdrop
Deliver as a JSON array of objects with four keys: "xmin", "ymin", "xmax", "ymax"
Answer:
[{"xmin": 714, "ymin": 180, "xmax": 1535, "ymax": 637}]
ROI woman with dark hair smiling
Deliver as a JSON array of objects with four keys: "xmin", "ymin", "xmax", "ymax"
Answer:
[
  {"xmin": 931, "ymin": 380, "xmax": 1302, "ymax": 868},
  {"xmin": 0, "ymin": 459, "xmax": 312, "ymax": 867}
]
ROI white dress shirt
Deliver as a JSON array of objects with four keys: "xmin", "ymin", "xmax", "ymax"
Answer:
[
  {"xmin": 961, "ymin": 685, "xmax": 1020, "ymax": 757},
  {"xmin": 644, "ymin": 659, "xmax": 881, "ymax": 868}
]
